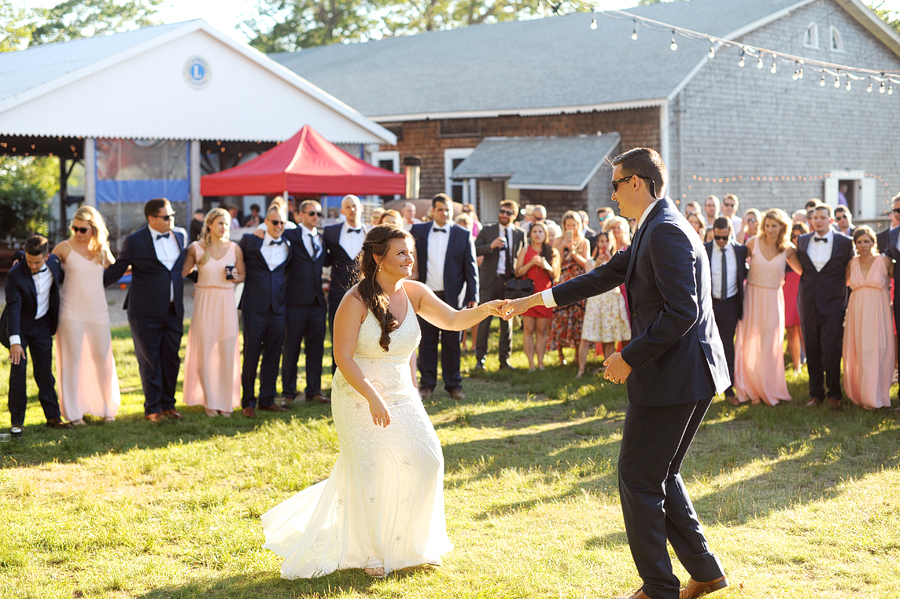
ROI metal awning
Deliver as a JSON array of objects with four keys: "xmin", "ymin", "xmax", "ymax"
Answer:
[{"xmin": 450, "ymin": 133, "xmax": 621, "ymax": 191}]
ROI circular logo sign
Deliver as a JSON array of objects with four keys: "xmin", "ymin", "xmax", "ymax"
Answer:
[{"xmin": 184, "ymin": 56, "xmax": 211, "ymax": 89}]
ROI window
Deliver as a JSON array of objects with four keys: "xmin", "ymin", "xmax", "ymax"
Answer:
[
  {"xmin": 444, "ymin": 148, "xmax": 474, "ymax": 204},
  {"xmin": 371, "ymin": 150, "xmax": 400, "ymax": 201},
  {"xmin": 439, "ymin": 119, "xmax": 480, "ymax": 138},
  {"xmin": 830, "ymin": 26, "xmax": 844, "ymax": 52},
  {"xmin": 804, "ymin": 23, "xmax": 818, "ymax": 49}
]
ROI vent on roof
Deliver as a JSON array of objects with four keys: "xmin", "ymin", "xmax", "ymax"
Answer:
[{"xmin": 439, "ymin": 118, "xmax": 480, "ymax": 138}]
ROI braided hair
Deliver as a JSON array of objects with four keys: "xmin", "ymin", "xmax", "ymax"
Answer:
[{"xmin": 356, "ymin": 224, "xmax": 414, "ymax": 352}]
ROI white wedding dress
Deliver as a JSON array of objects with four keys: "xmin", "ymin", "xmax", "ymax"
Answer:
[{"xmin": 261, "ymin": 294, "xmax": 453, "ymax": 578}]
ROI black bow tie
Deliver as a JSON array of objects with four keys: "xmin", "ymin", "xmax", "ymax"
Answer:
[
  {"xmin": 433, "ymin": 227, "xmax": 447, "ymax": 233},
  {"xmin": 32, "ymin": 267, "xmax": 47, "ymax": 276},
  {"xmin": 813, "ymin": 237, "xmax": 828, "ymax": 243},
  {"xmin": 156, "ymin": 233, "xmax": 170, "ymax": 240},
  {"xmin": 269, "ymin": 239, "xmax": 284, "ymax": 246},
  {"xmin": 347, "ymin": 228, "xmax": 361, "ymax": 234}
]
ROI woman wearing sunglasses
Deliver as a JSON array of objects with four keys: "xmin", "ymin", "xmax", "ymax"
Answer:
[{"xmin": 51, "ymin": 206, "xmax": 121, "ymax": 425}]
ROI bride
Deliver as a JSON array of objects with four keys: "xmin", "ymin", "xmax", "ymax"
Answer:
[{"xmin": 261, "ymin": 224, "xmax": 502, "ymax": 579}]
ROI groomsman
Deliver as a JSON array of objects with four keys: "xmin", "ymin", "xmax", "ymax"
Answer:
[
  {"xmin": 104, "ymin": 198, "xmax": 186, "ymax": 422},
  {"xmin": 474, "ymin": 199, "xmax": 526, "ymax": 370},
  {"xmin": 875, "ymin": 193, "xmax": 900, "ymax": 256},
  {"xmin": 323, "ymin": 194, "xmax": 369, "ymax": 369},
  {"xmin": 704, "ymin": 217, "xmax": 747, "ymax": 404},
  {"xmin": 411, "ymin": 194, "xmax": 478, "ymax": 400},
  {"xmin": 5, "ymin": 235, "xmax": 70, "ymax": 437},
  {"xmin": 239, "ymin": 205, "xmax": 291, "ymax": 417},
  {"xmin": 881, "ymin": 193, "xmax": 900, "ymax": 402},
  {"xmin": 796, "ymin": 202, "xmax": 852, "ymax": 409},
  {"xmin": 281, "ymin": 200, "xmax": 329, "ymax": 405}
]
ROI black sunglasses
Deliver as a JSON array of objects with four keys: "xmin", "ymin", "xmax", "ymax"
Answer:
[
  {"xmin": 723, "ymin": 202, "xmax": 735, "ymax": 208},
  {"xmin": 612, "ymin": 174, "xmax": 657, "ymax": 199},
  {"xmin": 893, "ymin": 208, "xmax": 900, "ymax": 215},
  {"xmin": 268, "ymin": 219, "xmax": 285, "ymax": 226},
  {"xmin": 306, "ymin": 211, "xmax": 323, "ymax": 217},
  {"xmin": 155, "ymin": 213, "xmax": 175, "ymax": 221},
  {"xmin": 499, "ymin": 209, "xmax": 515, "ymax": 216},
  {"xmin": 71, "ymin": 225, "xmax": 90, "ymax": 234},
  {"xmin": 714, "ymin": 235, "xmax": 730, "ymax": 242}
]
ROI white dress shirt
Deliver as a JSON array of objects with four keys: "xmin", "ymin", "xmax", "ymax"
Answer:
[
  {"xmin": 299, "ymin": 223, "xmax": 321, "ymax": 260},
  {"xmin": 807, "ymin": 229, "xmax": 834, "ymax": 272},
  {"xmin": 497, "ymin": 224, "xmax": 511, "ymax": 277},
  {"xmin": 9, "ymin": 266, "xmax": 53, "ymax": 346},
  {"xmin": 710, "ymin": 243, "xmax": 738, "ymax": 300},
  {"xmin": 339, "ymin": 222, "xmax": 366, "ymax": 262},
  {"xmin": 261, "ymin": 233, "xmax": 289, "ymax": 271},
  {"xmin": 150, "ymin": 225, "xmax": 180, "ymax": 302},
  {"xmin": 426, "ymin": 223, "xmax": 451, "ymax": 293}
]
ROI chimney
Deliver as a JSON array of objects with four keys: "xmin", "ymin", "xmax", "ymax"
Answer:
[{"xmin": 404, "ymin": 155, "xmax": 421, "ymax": 199}]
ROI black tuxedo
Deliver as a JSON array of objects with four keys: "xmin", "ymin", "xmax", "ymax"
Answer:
[
  {"xmin": 704, "ymin": 240, "xmax": 748, "ymax": 398},
  {"xmin": 281, "ymin": 227, "xmax": 327, "ymax": 400},
  {"xmin": 323, "ymin": 223, "xmax": 369, "ymax": 370},
  {"xmin": 796, "ymin": 232, "xmax": 852, "ymax": 402},
  {"xmin": 474, "ymin": 222, "xmax": 526, "ymax": 364},
  {"xmin": 876, "ymin": 228, "xmax": 891, "ymax": 257},
  {"xmin": 239, "ymin": 234, "xmax": 291, "ymax": 409},
  {"xmin": 5, "ymin": 256, "xmax": 64, "ymax": 427},
  {"xmin": 551, "ymin": 199, "xmax": 728, "ymax": 598},
  {"xmin": 104, "ymin": 227, "xmax": 186, "ymax": 416},
  {"xmin": 411, "ymin": 221, "xmax": 478, "ymax": 392},
  {"xmin": 882, "ymin": 226, "xmax": 900, "ymax": 399}
]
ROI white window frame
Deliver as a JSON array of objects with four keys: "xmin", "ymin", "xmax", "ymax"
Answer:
[
  {"xmin": 371, "ymin": 150, "xmax": 400, "ymax": 200},
  {"xmin": 830, "ymin": 26, "xmax": 844, "ymax": 53},
  {"xmin": 804, "ymin": 23, "xmax": 819, "ymax": 49},
  {"xmin": 444, "ymin": 148, "xmax": 475, "ymax": 204}
]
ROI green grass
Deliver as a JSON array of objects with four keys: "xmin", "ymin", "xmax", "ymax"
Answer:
[{"xmin": 1, "ymin": 320, "xmax": 899, "ymax": 598}]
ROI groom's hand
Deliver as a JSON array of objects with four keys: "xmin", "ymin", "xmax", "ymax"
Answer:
[
  {"xmin": 602, "ymin": 352, "xmax": 632, "ymax": 385},
  {"xmin": 500, "ymin": 296, "xmax": 534, "ymax": 320}
]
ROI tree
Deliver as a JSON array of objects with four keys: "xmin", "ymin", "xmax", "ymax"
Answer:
[
  {"xmin": 0, "ymin": 158, "xmax": 59, "ymax": 239},
  {"xmin": 0, "ymin": 1, "xmax": 34, "ymax": 51},
  {"xmin": 28, "ymin": 0, "xmax": 163, "ymax": 46},
  {"xmin": 869, "ymin": 2, "xmax": 900, "ymax": 36}
]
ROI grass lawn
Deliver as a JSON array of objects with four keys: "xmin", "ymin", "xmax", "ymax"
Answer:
[{"xmin": 1, "ymin": 319, "xmax": 899, "ymax": 598}]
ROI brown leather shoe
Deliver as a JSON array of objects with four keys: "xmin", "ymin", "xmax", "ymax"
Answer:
[
  {"xmin": 725, "ymin": 395, "xmax": 740, "ymax": 406},
  {"xmin": 145, "ymin": 413, "xmax": 164, "ymax": 423},
  {"xmin": 827, "ymin": 397, "xmax": 842, "ymax": 410},
  {"xmin": 242, "ymin": 407, "xmax": 256, "ymax": 418},
  {"xmin": 680, "ymin": 576, "xmax": 728, "ymax": 599},
  {"xmin": 161, "ymin": 409, "xmax": 183, "ymax": 420},
  {"xmin": 449, "ymin": 389, "xmax": 466, "ymax": 400},
  {"xmin": 46, "ymin": 418, "xmax": 73, "ymax": 429},
  {"xmin": 419, "ymin": 389, "xmax": 433, "ymax": 400},
  {"xmin": 258, "ymin": 404, "xmax": 288, "ymax": 413},
  {"xmin": 309, "ymin": 394, "xmax": 331, "ymax": 404},
  {"xmin": 613, "ymin": 589, "xmax": 652, "ymax": 599},
  {"xmin": 806, "ymin": 397, "xmax": 823, "ymax": 407}
]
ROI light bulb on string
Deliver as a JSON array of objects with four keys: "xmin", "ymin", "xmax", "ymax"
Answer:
[
  {"xmin": 834, "ymin": 76, "xmax": 841, "ymax": 88},
  {"xmin": 867, "ymin": 78, "xmax": 873, "ymax": 93},
  {"xmin": 757, "ymin": 54, "xmax": 764, "ymax": 69},
  {"xmin": 797, "ymin": 59, "xmax": 804, "ymax": 79},
  {"xmin": 708, "ymin": 39, "xmax": 715, "ymax": 59},
  {"xmin": 770, "ymin": 57, "xmax": 777, "ymax": 74},
  {"xmin": 738, "ymin": 50, "xmax": 745, "ymax": 67},
  {"xmin": 670, "ymin": 30, "xmax": 677, "ymax": 51},
  {"xmin": 820, "ymin": 75, "xmax": 826, "ymax": 86},
  {"xmin": 880, "ymin": 81, "xmax": 886, "ymax": 93},
  {"xmin": 889, "ymin": 85, "xmax": 894, "ymax": 95},
  {"xmin": 846, "ymin": 79, "xmax": 852, "ymax": 91},
  {"xmin": 631, "ymin": 20, "xmax": 637, "ymax": 40},
  {"xmin": 591, "ymin": 17, "xmax": 597, "ymax": 30}
]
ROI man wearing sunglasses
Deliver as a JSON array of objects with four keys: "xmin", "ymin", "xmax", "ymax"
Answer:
[
  {"xmin": 875, "ymin": 194, "xmax": 900, "ymax": 265},
  {"xmin": 880, "ymin": 193, "xmax": 900, "ymax": 403},
  {"xmin": 704, "ymin": 217, "xmax": 747, "ymax": 405},
  {"xmin": 280, "ymin": 200, "xmax": 329, "ymax": 405},
  {"xmin": 833, "ymin": 206, "xmax": 853, "ymax": 236},
  {"xmin": 474, "ymin": 200, "xmax": 526, "ymax": 371},
  {"xmin": 500, "ymin": 148, "xmax": 730, "ymax": 599},
  {"xmin": 104, "ymin": 198, "xmax": 187, "ymax": 423}
]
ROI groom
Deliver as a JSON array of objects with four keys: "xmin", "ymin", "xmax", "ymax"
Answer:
[
  {"xmin": 104, "ymin": 198, "xmax": 186, "ymax": 422},
  {"xmin": 502, "ymin": 148, "xmax": 730, "ymax": 599}
]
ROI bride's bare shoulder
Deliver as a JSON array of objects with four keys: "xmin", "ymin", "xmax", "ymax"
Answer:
[{"xmin": 402, "ymin": 280, "xmax": 428, "ymax": 312}]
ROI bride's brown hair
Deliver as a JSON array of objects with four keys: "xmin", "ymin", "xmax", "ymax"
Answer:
[{"xmin": 357, "ymin": 224, "xmax": 414, "ymax": 352}]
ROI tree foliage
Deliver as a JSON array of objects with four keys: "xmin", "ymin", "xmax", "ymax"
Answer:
[
  {"xmin": 869, "ymin": 2, "xmax": 900, "ymax": 36},
  {"xmin": 0, "ymin": 158, "xmax": 58, "ymax": 239},
  {"xmin": 29, "ymin": 0, "xmax": 163, "ymax": 46}
]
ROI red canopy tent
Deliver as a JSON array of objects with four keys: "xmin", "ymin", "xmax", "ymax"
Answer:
[{"xmin": 200, "ymin": 125, "xmax": 406, "ymax": 197}]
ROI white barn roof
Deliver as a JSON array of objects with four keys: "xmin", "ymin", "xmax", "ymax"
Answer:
[{"xmin": 0, "ymin": 20, "xmax": 396, "ymax": 145}]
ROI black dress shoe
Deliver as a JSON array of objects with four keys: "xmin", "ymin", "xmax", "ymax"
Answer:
[
  {"xmin": 258, "ymin": 404, "xmax": 288, "ymax": 413},
  {"xmin": 46, "ymin": 418, "xmax": 73, "ymax": 429},
  {"xmin": 475, "ymin": 358, "xmax": 486, "ymax": 371},
  {"xmin": 499, "ymin": 361, "xmax": 517, "ymax": 370},
  {"xmin": 10, "ymin": 426, "xmax": 22, "ymax": 439}
]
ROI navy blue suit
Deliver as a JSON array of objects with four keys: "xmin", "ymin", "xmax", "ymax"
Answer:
[
  {"xmin": 884, "ymin": 226, "xmax": 900, "ymax": 399},
  {"xmin": 281, "ymin": 227, "xmax": 327, "ymax": 400},
  {"xmin": 796, "ymin": 232, "xmax": 852, "ymax": 402},
  {"xmin": 551, "ymin": 199, "xmax": 728, "ymax": 599},
  {"xmin": 322, "ymin": 223, "xmax": 368, "ymax": 371},
  {"xmin": 411, "ymin": 221, "xmax": 478, "ymax": 392},
  {"xmin": 104, "ymin": 227, "xmax": 186, "ymax": 415},
  {"xmin": 704, "ymin": 240, "xmax": 748, "ymax": 398},
  {"xmin": 5, "ymin": 255, "xmax": 64, "ymax": 427},
  {"xmin": 239, "ymin": 234, "xmax": 290, "ymax": 409}
]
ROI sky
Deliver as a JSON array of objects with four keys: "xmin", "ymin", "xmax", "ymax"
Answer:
[{"xmin": 14, "ymin": 0, "xmax": 900, "ymax": 45}]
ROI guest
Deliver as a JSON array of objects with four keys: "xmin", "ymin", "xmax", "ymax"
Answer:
[
  {"xmin": 378, "ymin": 209, "xmax": 403, "ymax": 226},
  {"xmin": 704, "ymin": 217, "xmax": 747, "ymax": 404},
  {"xmin": 881, "ymin": 193, "xmax": 900, "ymax": 405},
  {"xmin": 546, "ymin": 222, "xmax": 562, "ymax": 246},
  {"xmin": 791, "ymin": 209, "xmax": 808, "ymax": 225},
  {"xmin": 182, "ymin": 208, "xmax": 245, "ymax": 417},
  {"xmin": 737, "ymin": 208, "xmax": 761, "ymax": 244},
  {"xmin": 579, "ymin": 210, "xmax": 596, "ymax": 240},
  {"xmin": 721, "ymin": 194, "xmax": 742, "ymax": 235},
  {"xmin": 604, "ymin": 216, "xmax": 631, "ymax": 252},
  {"xmin": 104, "ymin": 198, "xmax": 186, "ymax": 422},
  {"xmin": 243, "ymin": 203, "xmax": 262, "ymax": 228},
  {"xmin": 578, "ymin": 231, "xmax": 630, "ymax": 378},
  {"xmin": 411, "ymin": 194, "xmax": 478, "ymax": 399},
  {"xmin": 876, "ymin": 194, "xmax": 900, "ymax": 384},
  {"xmin": 834, "ymin": 206, "xmax": 853, "ymax": 236},
  {"xmin": 703, "ymin": 195, "xmax": 720, "ymax": 224},
  {"xmin": 461, "ymin": 203, "xmax": 481, "ymax": 237},
  {"xmin": 281, "ymin": 200, "xmax": 329, "ymax": 405},
  {"xmin": 733, "ymin": 209, "xmax": 802, "ymax": 406},
  {"xmin": 323, "ymin": 195, "xmax": 370, "ymax": 370},
  {"xmin": 796, "ymin": 202, "xmax": 853, "ymax": 409},
  {"xmin": 52, "ymin": 207, "xmax": 121, "ymax": 425},
  {"xmin": 591, "ymin": 206, "xmax": 615, "ymax": 252},
  {"xmin": 684, "ymin": 200, "xmax": 702, "ymax": 216},
  {"xmin": 189, "ymin": 209, "xmax": 205, "ymax": 242},
  {"xmin": 455, "ymin": 212, "xmax": 479, "ymax": 353},
  {"xmin": 5, "ymin": 235, "xmax": 71, "ymax": 437},
  {"xmin": 549, "ymin": 211, "xmax": 589, "ymax": 365},
  {"xmin": 474, "ymin": 200, "xmax": 526, "ymax": 371},
  {"xmin": 514, "ymin": 222, "xmax": 559, "ymax": 371},
  {"xmin": 239, "ymin": 205, "xmax": 291, "ymax": 417},
  {"xmin": 804, "ymin": 199, "xmax": 820, "ymax": 222},
  {"xmin": 399, "ymin": 201, "xmax": 420, "ymax": 230},
  {"xmin": 370, "ymin": 207, "xmax": 385, "ymax": 226},
  {"xmin": 783, "ymin": 223, "xmax": 809, "ymax": 374},
  {"xmin": 843, "ymin": 226, "xmax": 894, "ymax": 409},
  {"xmin": 226, "ymin": 205, "xmax": 241, "ymax": 230},
  {"xmin": 686, "ymin": 213, "xmax": 706, "ymax": 239}
]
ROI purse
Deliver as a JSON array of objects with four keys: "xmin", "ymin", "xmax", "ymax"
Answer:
[{"xmin": 504, "ymin": 277, "xmax": 534, "ymax": 300}]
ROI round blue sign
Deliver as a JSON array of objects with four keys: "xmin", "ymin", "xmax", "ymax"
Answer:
[{"xmin": 184, "ymin": 57, "xmax": 211, "ymax": 89}]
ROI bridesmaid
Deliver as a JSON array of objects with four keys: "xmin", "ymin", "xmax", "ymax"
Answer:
[
  {"xmin": 182, "ymin": 208, "xmax": 246, "ymax": 417},
  {"xmin": 783, "ymin": 222, "xmax": 808, "ymax": 374},
  {"xmin": 843, "ymin": 226, "xmax": 894, "ymax": 409},
  {"xmin": 514, "ymin": 222, "xmax": 560, "ymax": 371},
  {"xmin": 736, "ymin": 208, "xmax": 762, "ymax": 244},
  {"xmin": 52, "ymin": 206, "xmax": 121, "ymax": 424},
  {"xmin": 733, "ymin": 209, "xmax": 802, "ymax": 406},
  {"xmin": 548, "ymin": 211, "xmax": 589, "ymax": 365}
]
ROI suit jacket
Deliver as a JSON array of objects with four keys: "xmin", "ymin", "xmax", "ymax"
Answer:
[
  {"xmin": 552, "ymin": 199, "xmax": 730, "ymax": 406},
  {"xmin": 475, "ymin": 222, "xmax": 526, "ymax": 286},
  {"xmin": 103, "ymin": 227, "xmax": 186, "ymax": 318},
  {"xmin": 283, "ymin": 227, "xmax": 326, "ymax": 307},
  {"xmin": 239, "ymin": 234, "xmax": 291, "ymax": 314},
  {"xmin": 4, "ymin": 254, "xmax": 64, "ymax": 339},
  {"xmin": 411, "ymin": 222, "xmax": 479, "ymax": 310},
  {"xmin": 877, "ymin": 227, "xmax": 893, "ymax": 258},
  {"xmin": 796, "ymin": 232, "xmax": 852, "ymax": 317},
  {"xmin": 704, "ymin": 240, "xmax": 748, "ymax": 320},
  {"xmin": 323, "ymin": 223, "xmax": 368, "ymax": 300}
]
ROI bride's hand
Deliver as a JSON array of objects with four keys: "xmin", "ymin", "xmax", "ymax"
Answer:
[
  {"xmin": 368, "ymin": 396, "xmax": 392, "ymax": 427},
  {"xmin": 483, "ymin": 299, "xmax": 507, "ymax": 316}
]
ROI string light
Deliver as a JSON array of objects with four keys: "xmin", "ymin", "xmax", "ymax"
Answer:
[
  {"xmin": 820, "ymin": 75, "xmax": 826, "ymax": 86},
  {"xmin": 631, "ymin": 19, "xmax": 637, "ymax": 40},
  {"xmin": 708, "ymin": 39, "xmax": 715, "ymax": 59},
  {"xmin": 757, "ymin": 54, "xmax": 764, "ymax": 69},
  {"xmin": 738, "ymin": 49, "xmax": 745, "ymax": 68},
  {"xmin": 834, "ymin": 75, "xmax": 841, "ymax": 88},
  {"xmin": 670, "ymin": 30, "xmax": 677, "ymax": 51},
  {"xmin": 591, "ymin": 17, "xmax": 597, "ymax": 30},
  {"xmin": 846, "ymin": 79, "xmax": 852, "ymax": 91},
  {"xmin": 867, "ymin": 78, "xmax": 873, "ymax": 93},
  {"xmin": 770, "ymin": 56, "xmax": 777, "ymax": 74},
  {"xmin": 889, "ymin": 84, "xmax": 894, "ymax": 96}
]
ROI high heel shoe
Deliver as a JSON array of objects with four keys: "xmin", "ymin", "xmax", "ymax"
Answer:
[{"xmin": 364, "ymin": 566, "xmax": 387, "ymax": 578}]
